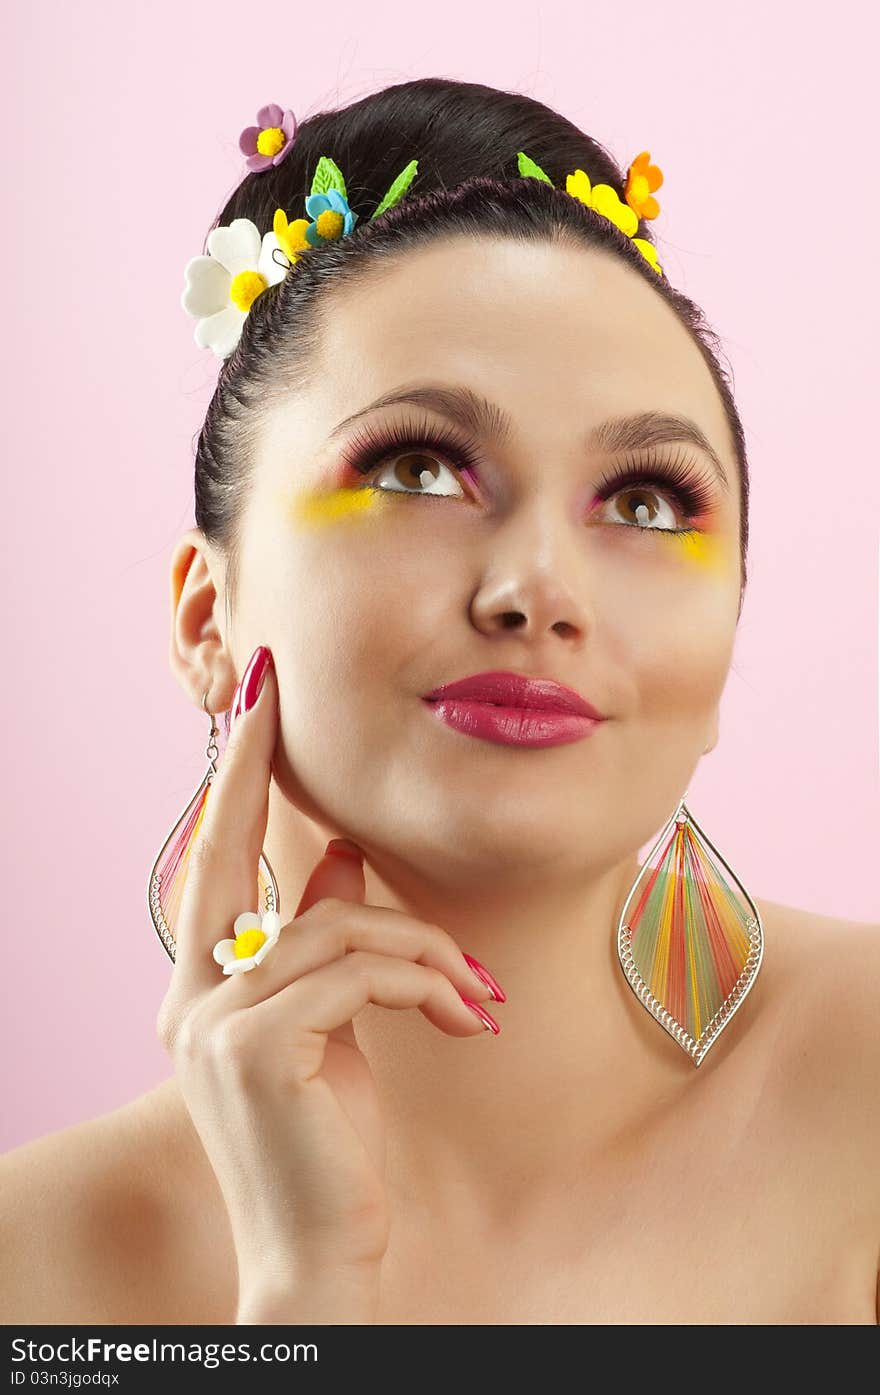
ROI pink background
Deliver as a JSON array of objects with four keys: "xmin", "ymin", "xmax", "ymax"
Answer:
[{"xmin": 3, "ymin": 2, "xmax": 878, "ymax": 1153}]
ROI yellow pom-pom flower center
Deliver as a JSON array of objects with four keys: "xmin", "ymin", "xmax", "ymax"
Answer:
[
  {"xmin": 229, "ymin": 270, "xmax": 268, "ymax": 312},
  {"xmin": 234, "ymin": 928, "xmax": 267, "ymax": 959},
  {"xmin": 257, "ymin": 127, "xmax": 286, "ymax": 158},
  {"xmin": 315, "ymin": 209, "xmax": 345, "ymax": 241}
]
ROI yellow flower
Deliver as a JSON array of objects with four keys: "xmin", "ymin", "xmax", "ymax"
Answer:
[
  {"xmin": 273, "ymin": 208, "xmax": 312, "ymax": 266},
  {"xmin": 632, "ymin": 237, "xmax": 663, "ymax": 276},
  {"xmin": 565, "ymin": 168, "xmax": 594, "ymax": 207},
  {"xmin": 625, "ymin": 151, "xmax": 664, "ymax": 221},
  {"xmin": 566, "ymin": 169, "xmax": 638, "ymax": 237},
  {"xmin": 565, "ymin": 164, "xmax": 662, "ymax": 276},
  {"xmin": 590, "ymin": 184, "xmax": 639, "ymax": 237}
]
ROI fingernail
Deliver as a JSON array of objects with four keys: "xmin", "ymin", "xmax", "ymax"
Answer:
[
  {"xmin": 459, "ymin": 995, "xmax": 501, "ymax": 1035},
  {"xmin": 230, "ymin": 681, "xmax": 243, "ymax": 729},
  {"xmin": 230, "ymin": 646, "xmax": 272, "ymax": 731},
  {"xmin": 325, "ymin": 838, "xmax": 364, "ymax": 862},
  {"xmin": 462, "ymin": 952, "xmax": 506, "ymax": 1003}
]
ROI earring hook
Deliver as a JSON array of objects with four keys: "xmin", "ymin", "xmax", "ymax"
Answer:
[{"xmin": 202, "ymin": 689, "xmax": 220, "ymax": 776}]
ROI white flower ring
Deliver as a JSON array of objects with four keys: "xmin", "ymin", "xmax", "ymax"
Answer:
[
  {"xmin": 181, "ymin": 218, "xmax": 289, "ymax": 360},
  {"xmin": 212, "ymin": 909, "xmax": 283, "ymax": 975}
]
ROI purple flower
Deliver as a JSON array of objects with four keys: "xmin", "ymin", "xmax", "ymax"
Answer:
[{"xmin": 238, "ymin": 104, "xmax": 297, "ymax": 173}]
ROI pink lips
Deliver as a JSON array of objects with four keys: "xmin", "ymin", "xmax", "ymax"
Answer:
[{"xmin": 421, "ymin": 670, "xmax": 607, "ymax": 748}]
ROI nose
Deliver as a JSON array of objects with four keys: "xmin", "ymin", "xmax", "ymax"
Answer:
[{"xmin": 468, "ymin": 506, "xmax": 593, "ymax": 645}]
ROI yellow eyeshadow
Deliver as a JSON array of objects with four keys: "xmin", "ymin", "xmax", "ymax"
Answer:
[
  {"xmin": 288, "ymin": 484, "xmax": 388, "ymax": 529},
  {"xmin": 286, "ymin": 487, "xmax": 734, "ymax": 578},
  {"xmin": 671, "ymin": 530, "xmax": 730, "ymax": 573}
]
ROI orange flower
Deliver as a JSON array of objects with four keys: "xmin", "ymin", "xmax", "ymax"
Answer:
[{"xmin": 625, "ymin": 152, "xmax": 664, "ymax": 221}]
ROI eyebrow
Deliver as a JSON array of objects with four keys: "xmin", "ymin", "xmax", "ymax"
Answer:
[{"xmin": 326, "ymin": 383, "xmax": 731, "ymax": 492}]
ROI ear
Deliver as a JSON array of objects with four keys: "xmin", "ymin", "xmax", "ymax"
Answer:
[
  {"xmin": 703, "ymin": 707, "xmax": 721, "ymax": 755},
  {"xmin": 169, "ymin": 529, "xmax": 237, "ymax": 713}
]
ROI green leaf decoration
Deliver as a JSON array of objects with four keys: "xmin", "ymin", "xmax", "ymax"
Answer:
[
  {"xmin": 370, "ymin": 159, "xmax": 420, "ymax": 220},
  {"xmin": 310, "ymin": 156, "xmax": 348, "ymax": 200},
  {"xmin": 516, "ymin": 151, "xmax": 554, "ymax": 186}
]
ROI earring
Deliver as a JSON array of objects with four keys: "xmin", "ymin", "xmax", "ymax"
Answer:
[
  {"xmin": 148, "ymin": 690, "xmax": 280, "ymax": 963},
  {"xmin": 617, "ymin": 793, "xmax": 763, "ymax": 1068}
]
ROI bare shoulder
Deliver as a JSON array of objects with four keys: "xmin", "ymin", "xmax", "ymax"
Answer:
[
  {"xmin": 753, "ymin": 895, "xmax": 880, "ymax": 1166},
  {"xmin": 755, "ymin": 898, "xmax": 880, "ymax": 1319},
  {"xmin": 753, "ymin": 895, "xmax": 880, "ymax": 1051},
  {"xmin": 0, "ymin": 1080, "xmax": 235, "ymax": 1324}
]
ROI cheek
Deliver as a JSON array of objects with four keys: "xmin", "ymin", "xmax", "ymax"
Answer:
[
  {"xmin": 282, "ymin": 482, "xmax": 470, "ymax": 593},
  {"xmin": 619, "ymin": 585, "xmax": 736, "ymax": 725},
  {"xmin": 597, "ymin": 530, "xmax": 739, "ymax": 712},
  {"xmin": 278, "ymin": 483, "xmax": 414, "ymax": 666},
  {"xmin": 273, "ymin": 490, "xmax": 418, "ymax": 695},
  {"xmin": 604, "ymin": 555, "xmax": 737, "ymax": 836},
  {"xmin": 266, "ymin": 560, "xmax": 405, "ymax": 827}
]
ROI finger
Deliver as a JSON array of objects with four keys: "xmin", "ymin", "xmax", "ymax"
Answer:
[
  {"xmin": 295, "ymin": 840, "xmax": 366, "ymax": 917},
  {"xmin": 172, "ymin": 646, "xmax": 277, "ymax": 996},
  {"xmin": 236, "ymin": 950, "xmax": 502, "ymax": 1082},
  {"xmin": 286, "ymin": 840, "xmax": 368, "ymax": 1051},
  {"xmin": 210, "ymin": 897, "xmax": 501, "ymax": 1014}
]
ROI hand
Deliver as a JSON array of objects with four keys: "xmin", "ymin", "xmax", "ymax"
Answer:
[{"xmin": 156, "ymin": 646, "xmax": 504, "ymax": 1296}]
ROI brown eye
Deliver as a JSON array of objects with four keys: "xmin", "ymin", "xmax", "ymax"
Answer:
[
  {"xmin": 602, "ymin": 485, "xmax": 680, "ymax": 532},
  {"xmin": 591, "ymin": 452, "xmax": 716, "ymax": 536},
  {"xmin": 372, "ymin": 451, "xmax": 466, "ymax": 497}
]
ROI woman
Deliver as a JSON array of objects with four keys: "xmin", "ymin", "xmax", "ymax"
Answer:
[{"xmin": 2, "ymin": 77, "xmax": 878, "ymax": 1326}]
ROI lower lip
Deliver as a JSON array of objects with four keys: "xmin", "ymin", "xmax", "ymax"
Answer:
[{"xmin": 422, "ymin": 698, "xmax": 603, "ymax": 747}]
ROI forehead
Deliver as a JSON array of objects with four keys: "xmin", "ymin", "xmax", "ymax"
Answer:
[{"xmin": 307, "ymin": 237, "xmax": 731, "ymax": 449}]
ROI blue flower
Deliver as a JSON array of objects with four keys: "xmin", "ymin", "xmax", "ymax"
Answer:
[{"xmin": 304, "ymin": 189, "xmax": 359, "ymax": 247}]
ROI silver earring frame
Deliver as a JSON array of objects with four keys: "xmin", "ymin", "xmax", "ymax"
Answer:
[
  {"xmin": 616, "ymin": 789, "xmax": 764, "ymax": 1068},
  {"xmin": 147, "ymin": 690, "xmax": 280, "ymax": 963}
]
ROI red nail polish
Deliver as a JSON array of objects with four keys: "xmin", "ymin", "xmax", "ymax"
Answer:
[
  {"xmin": 459, "ymin": 995, "xmax": 501, "ymax": 1034},
  {"xmin": 229, "ymin": 679, "xmax": 243, "ymax": 728},
  {"xmin": 325, "ymin": 838, "xmax": 363, "ymax": 862},
  {"xmin": 231, "ymin": 646, "xmax": 272, "ymax": 730},
  {"xmin": 462, "ymin": 952, "xmax": 506, "ymax": 1003}
]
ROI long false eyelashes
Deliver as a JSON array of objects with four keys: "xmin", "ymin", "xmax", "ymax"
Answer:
[
  {"xmin": 338, "ymin": 413, "xmax": 718, "ymax": 526},
  {"xmin": 591, "ymin": 448, "xmax": 718, "ymax": 520},
  {"xmin": 339, "ymin": 413, "xmax": 485, "ymax": 491}
]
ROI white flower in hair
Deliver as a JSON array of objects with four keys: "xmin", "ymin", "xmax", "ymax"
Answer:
[
  {"xmin": 181, "ymin": 218, "xmax": 288, "ymax": 360},
  {"xmin": 212, "ymin": 909, "xmax": 283, "ymax": 974}
]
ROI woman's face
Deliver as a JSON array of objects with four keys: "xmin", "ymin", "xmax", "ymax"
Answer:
[{"xmin": 231, "ymin": 236, "xmax": 742, "ymax": 886}]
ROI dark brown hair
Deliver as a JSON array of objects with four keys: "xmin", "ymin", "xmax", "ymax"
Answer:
[{"xmin": 193, "ymin": 77, "xmax": 749, "ymax": 616}]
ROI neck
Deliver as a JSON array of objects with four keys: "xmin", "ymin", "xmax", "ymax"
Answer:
[{"xmin": 262, "ymin": 792, "xmax": 694, "ymax": 1230}]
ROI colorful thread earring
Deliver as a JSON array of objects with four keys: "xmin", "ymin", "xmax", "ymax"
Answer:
[
  {"xmin": 617, "ymin": 791, "xmax": 763, "ymax": 1067},
  {"xmin": 148, "ymin": 691, "xmax": 280, "ymax": 963}
]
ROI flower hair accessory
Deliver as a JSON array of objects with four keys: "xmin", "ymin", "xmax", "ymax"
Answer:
[
  {"xmin": 212, "ymin": 909, "xmax": 283, "ymax": 975},
  {"xmin": 182, "ymin": 103, "xmax": 664, "ymax": 360},
  {"xmin": 238, "ymin": 103, "xmax": 298, "ymax": 172},
  {"xmin": 181, "ymin": 146, "xmax": 418, "ymax": 359},
  {"xmin": 516, "ymin": 150, "xmax": 663, "ymax": 276}
]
